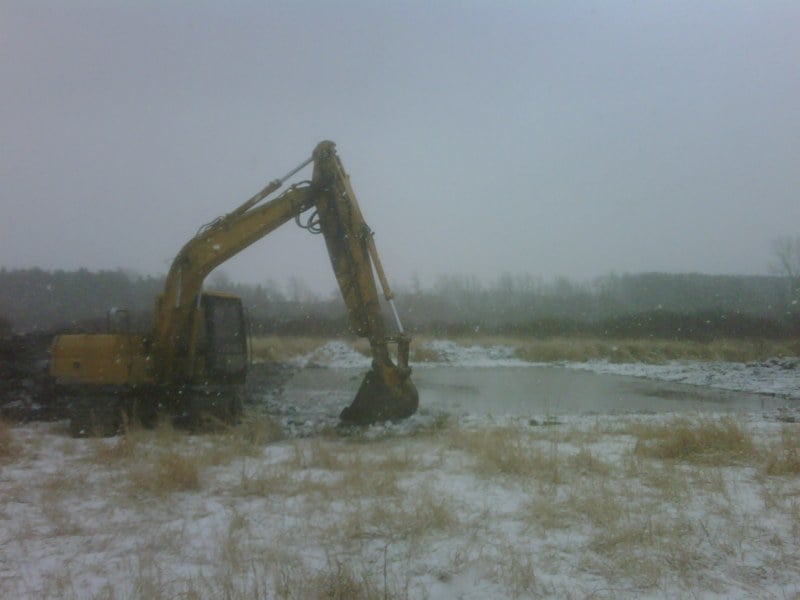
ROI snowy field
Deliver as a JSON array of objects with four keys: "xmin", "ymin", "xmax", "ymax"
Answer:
[{"xmin": 1, "ymin": 341, "xmax": 799, "ymax": 599}]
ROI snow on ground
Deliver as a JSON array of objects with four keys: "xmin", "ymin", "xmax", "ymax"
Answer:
[
  {"xmin": 2, "ymin": 340, "xmax": 799, "ymax": 598},
  {"xmin": 288, "ymin": 340, "xmax": 372, "ymax": 369},
  {"xmin": 568, "ymin": 357, "xmax": 800, "ymax": 401}
]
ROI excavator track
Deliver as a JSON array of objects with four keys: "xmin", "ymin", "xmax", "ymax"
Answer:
[
  {"xmin": 65, "ymin": 385, "xmax": 243, "ymax": 437},
  {"xmin": 67, "ymin": 394, "xmax": 124, "ymax": 437}
]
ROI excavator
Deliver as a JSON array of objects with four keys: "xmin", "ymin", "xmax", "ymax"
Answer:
[{"xmin": 49, "ymin": 141, "xmax": 419, "ymax": 435}]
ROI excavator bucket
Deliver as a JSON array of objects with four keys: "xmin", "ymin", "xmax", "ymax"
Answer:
[{"xmin": 340, "ymin": 362, "xmax": 419, "ymax": 425}]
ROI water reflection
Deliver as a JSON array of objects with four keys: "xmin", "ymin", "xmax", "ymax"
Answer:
[{"xmin": 280, "ymin": 365, "xmax": 783, "ymax": 418}]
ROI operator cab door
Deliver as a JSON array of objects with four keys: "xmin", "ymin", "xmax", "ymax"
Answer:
[{"xmin": 201, "ymin": 293, "xmax": 248, "ymax": 384}]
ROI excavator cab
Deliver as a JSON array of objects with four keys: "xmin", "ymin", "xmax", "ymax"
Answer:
[{"xmin": 199, "ymin": 292, "xmax": 248, "ymax": 385}]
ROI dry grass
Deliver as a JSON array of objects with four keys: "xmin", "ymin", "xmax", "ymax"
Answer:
[
  {"xmin": 303, "ymin": 560, "xmax": 384, "ymax": 600},
  {"xmin": 627, "ymin": 454, "xmax": 692, "ymax": 502},
  {"xmin": 569, "ymin": 478, "xmax": 629, "ymax": 528},
  {"xmin": 764, "ymin": 426, "xmax": 800, "ymax": 476},
  {"xmin": 6, "ymin": 414, "xmax": 800, "ymax": 598},
  {"xmin": 490, "ymin": 543, "xmax": 540, "ymax": 597},
  {"xmin": 339, "ymin": 484, "xmax": 459, "ymax": 544},
  {"xmin": 88, "ymin": 416, "xmax": 281, "ymax": 497},
  {"xmin": 274, "ymin": 559, "xmax": 400, "ymax": 600},
  {"xmin": 250, "ymin": 334, "xmax": 799, "ymax": 365},
  {"xmin": 446, "ymin": 427, "xmax": 562, "ymax": 483},
  {"xmin": 234, "ymin": 436, "xmax": 418, "ymax": 503},
  {"xmin": 250, "ymin": 335, "xmax": 331, "ymax": 362},
  {"xmin": 89, "ymin": 411, "xmax": 284, "ymax": 470},
  {"xmin": 38, "ymin": 472, "xmax": 85, "ymax": 536},
  {"xmin": 523, "ymin": 491, "xmax": 572, "ymax": 532},
  {"xmin": 407, "ymin": 344, "xmax": 443, "ymax": 363},
  {"xmin": 250, "ymin": 335, "xmax": 373, "ymax": 363},
  {"xmin": 631, "ymin": 416, "xmax": 756, "ymax": 464},
  {"xmin": 128, "ymin": 446, "xmax": 202, "ymax": 496},
  {"xmin": 567, "ymin": 445, "xmax": 612, "ymax": 476},
  {"xmin": 200, "ymin": 414, "xmax": 285, "ymax": 465}
]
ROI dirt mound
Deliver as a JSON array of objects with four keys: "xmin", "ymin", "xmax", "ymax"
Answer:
[{"xmin": 0, "ymin": 333, "xmax": 61, "ymax": 421}]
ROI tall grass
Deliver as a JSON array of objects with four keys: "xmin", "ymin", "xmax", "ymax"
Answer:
[
  {"xmin": 10, "ymin": 412, "xmax": 800, "ymax": 598},
  {"xmin": 88, "ymin": 415, "xmax": 284, "ymax": 497},
  {"xmin": 446, "ymin": 427, "xmax": 561, "ymax": 483},
  {"xmin": 250, "ymin": 335, "xmax": 333, "ymax": 363},
  {"xmin": 764, "ymin": 426, "xmax": 800, "ymax": 475},
  {"xmin": 632, "ymin": 416, "xmax": 756, "ymax": 464}
]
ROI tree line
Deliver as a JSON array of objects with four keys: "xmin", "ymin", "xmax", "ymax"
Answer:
[{"xmin": 1, "ymin": 267, "xmax": 798, "ymax": 340}]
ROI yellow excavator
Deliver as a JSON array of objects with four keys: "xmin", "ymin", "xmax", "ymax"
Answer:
[{"xmin": 49, "ymin": 141, "xmax": 419, "ymax": 435}]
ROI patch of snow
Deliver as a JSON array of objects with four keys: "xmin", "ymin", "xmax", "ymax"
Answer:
[
  {"xmin": 289, "ymin": 341, "xmax": 372, "ymax": 369},
  {"xmin": 4, "ymin": 413, "xmax": 800, "ymax": 598},
  {"xmin": 567, "ymin": 358, "xmax": 800, "ymax": 401}
]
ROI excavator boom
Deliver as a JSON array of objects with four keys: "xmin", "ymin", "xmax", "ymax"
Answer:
[{"xmin": 310, "ymin": 141, "xmax": 418, "ymax": 423}]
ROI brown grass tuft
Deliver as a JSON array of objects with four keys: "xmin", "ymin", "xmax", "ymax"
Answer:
[
  {"xmin": 412, "ymin": 334, "xmax": 799, "ymax": 364},
  {"xmin": 309, "ymin": 560, "xmax": 381, "ymax": 600},
  {"xmin": 567, "ymin": 446, "xmax": 612, "ymax": 476},
  {"xmin": 250, "ymin": 335, "xmax": 329, "ymax": 362},
  {"xmin": 275, "ymin": 559, "xmax": 390, "ymax": 600},
  {"xmin": 87, "ymin": 415, "xmax": 180, "ymax": 464},
  {"xmin": 106, "ymin": 422, "xmax": 204, "ymax": 496},
  {"xmin": 633, "ymin": 416, "xmax": 755, "ymax": 464},
  {"xmin": 137, "ymin": 449, "xmax": 202, "ymax": 494},
  {"xmin": 250, "ymin": 336, "xmax": 370, "ymax": 363},
  {"xmin": 198, "ymin": 414, "xmax": 285, "ymax": 466},
  {"xmin": 448, "ymin": 427, "xmax": 561, "ymax": 482},
  {"xmin": 252, "ymin": 333, "xmax": 796, "ymax": 365},
  {"xmin": 764, "ymin": 427, "xmax": 800, "ymax": 476},
  {"xmin": 341, "ymin": 484, "xmax": 458, "ymax": 543}
]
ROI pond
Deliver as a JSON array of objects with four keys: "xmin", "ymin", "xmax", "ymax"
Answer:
[{"xmin": 272, "ymin": 364, "xmax": 785, "ymax": 421}]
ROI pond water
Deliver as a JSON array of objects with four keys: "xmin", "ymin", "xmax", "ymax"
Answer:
[{"xmin": 276, "ymin": 365, "xmax": 785, "ymax": 420}]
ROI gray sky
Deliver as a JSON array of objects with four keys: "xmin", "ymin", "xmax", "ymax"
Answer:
[{"xmin": 2, "ymin": 1, "xmax": 799, "ymax": 294}]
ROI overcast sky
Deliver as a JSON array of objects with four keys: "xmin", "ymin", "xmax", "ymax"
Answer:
[{"xmin": 2, "ymin": 1, "xmax": 799, "ymax": 294}]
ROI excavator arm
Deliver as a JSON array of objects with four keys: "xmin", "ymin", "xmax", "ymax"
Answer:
[
  {"xmin": 310, "ymin": 141, "xmax": 417, "ymax": 423},
  {"xmin": 152, "ymin": 141, "xmax": 418, "ymax": 424}
]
